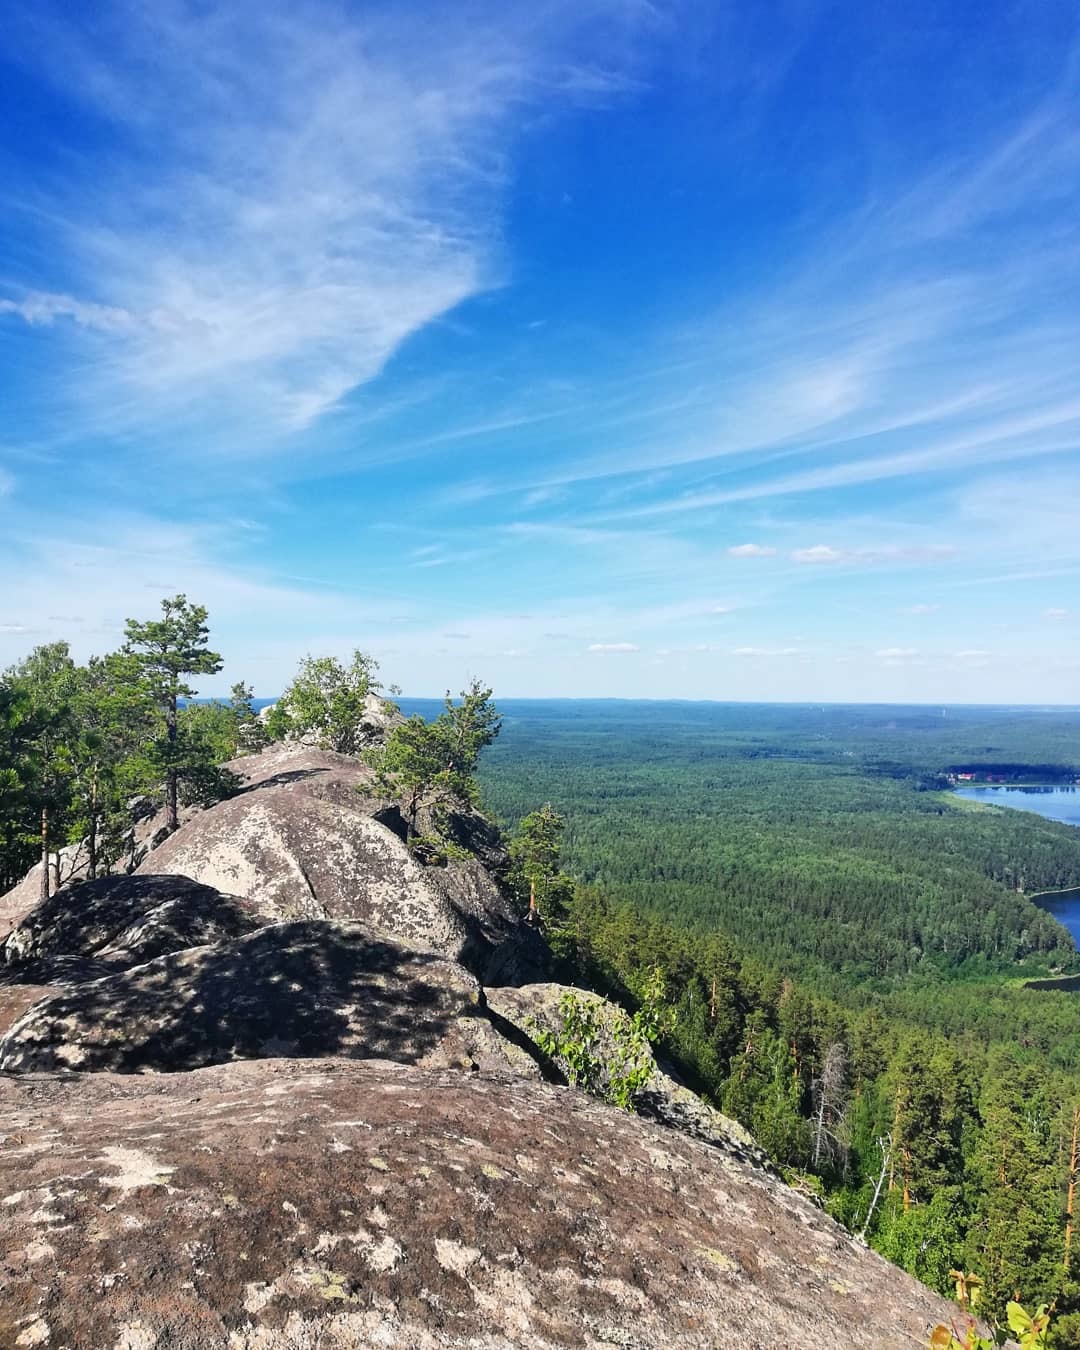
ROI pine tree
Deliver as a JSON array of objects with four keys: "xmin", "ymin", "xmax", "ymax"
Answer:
[
  {"xmin": 887, "ymin": 1035, "xmax": 966, "ymax": 1211},
  {"xmin": 0, "ymin": 678, "xmax": 51, "ymax": 892},
  {"xmin": 68, "ymin": 653, "xmax": 156, "ymax": 879},
  {"xmin": 366, "ymin": 682, "xmax": 501, "ymax": 830},
  {"xmin": 966, "ymin": 1050, "xmax": 1060, "ymax": 1314},
  {"xmin": 509, "ymin": 804, "xmax": 574, "ymax": 926},
  {"xmin": 123, "ymin": 596, "xmax": 223, "ymax": 832},
  {"xmin": 9, "ymin": 642, "xmax": 77, "ymax": 899}
]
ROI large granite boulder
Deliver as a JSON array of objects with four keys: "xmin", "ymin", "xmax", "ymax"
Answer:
[
  {"xmin": 136, "ymin": 742, "xmax": 523, "ymax": 978},
  {"xmin": 486, "ymin": 982, "xmax": 769, "ymax": 1169},
  {"xmin": 0, "ymin": 874, "xmax": 260, "ymax": 984},
  {"xmin": 0, "ymin": 920, "xmax": 538, "ymax": 1078},
  {"xmin": 0, "ymin": 1057, "xmax": 968, "ymax": 1349},
  {"xmin": 0, "ymin": 842, "xmax": 90, "ymax": 941}
]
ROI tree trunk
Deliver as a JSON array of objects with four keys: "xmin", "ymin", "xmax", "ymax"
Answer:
[
  {"xmin": 166, "ymin": 694, "xmax": 179, "ymax": 832},
  {"xmin": 39, "ymin": 805, "xmax": 50, "ymax": 902},
  {"xmin": 87, "ymin": 788, "xmax": 98, "ymax": 882},
  {"xmin": 813, "ymin": 1086, "xmax": 828, "ymax": 1169},
  {"xmin": 858, "ymin": 1134, "xmax": 892, "ymax": 1242},
  {"xmin": 1066, "ymin": 1106, "xmax": 1080, "ymax": 1272}
]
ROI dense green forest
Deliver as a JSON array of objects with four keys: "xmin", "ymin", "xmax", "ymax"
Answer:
[
  {"xmin": 464, "ymin": 699, "xmax": 1080, "ymax": 1343},
  {"xmin": 467, "ymin": 701, "xmax": 1080, "ymax": 985}
]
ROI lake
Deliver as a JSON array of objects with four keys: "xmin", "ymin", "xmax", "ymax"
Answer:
[{"xmin": 954, "ymin": 784, "xmax": 1080, "ymax": 945}]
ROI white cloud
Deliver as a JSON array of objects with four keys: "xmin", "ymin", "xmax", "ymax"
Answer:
[
  {"xmin": 875, "ymin": 647, "xmax": 919, "ymax": 659},
  {"xmin": 1, "ymin": 2, "xmax": 650, "ymax": 444},
  {"xmin": 1044, "ymin": 608, "xmax": 1069, "ymax": 620},
  {"xmin": 727, "ymin": 543, "xmax": 776, "ymax": 558},
  {"xmin": 792, "ymin": 544, "xmax": 955, "ymax": 566},
  {"xmin": 733, "ymin": 646, "xmax": 800, "ymax": 657},
  {"xmin": 0, "ymin": 294, "xmax": 136, "ymax": 334},
  {"xmin": 791, "ymin": 545, "xmax": 845, "ymax": 565},
  {"xmin": 900, "ymin": 603, "xmax": 940, "ymax": 615},
  {"xmin": 587, "ymin": 642, "xmax": 640, "ymax": 653},
  {"xmin": 0, "ymin": 511, "xmax": 428, "ymax": 689}
]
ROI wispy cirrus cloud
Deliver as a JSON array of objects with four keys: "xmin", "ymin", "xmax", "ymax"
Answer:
[
  {"xmin": 0, "ymin": 0, "xmax": 651, "ymax": 446},
  {"xmin": 0, "ymin": 294, "xmax": 136, "ymax": 333}
]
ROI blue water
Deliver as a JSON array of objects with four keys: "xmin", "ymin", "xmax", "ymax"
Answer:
[
  {"xmin": 955, "ymin": 785, "xmax": 1080, "ymax": 944},
  {"xmin": 954, "ymin": 784, "xmax": 1080, "ymax": 827}
]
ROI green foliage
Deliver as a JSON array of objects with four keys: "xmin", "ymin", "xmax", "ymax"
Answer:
[
  {"xmin": 0, "ymin": 597, "xmax": 235, "ymax": 887},
  {"xmin": 929, "ymin": 1292, "xmax": 1051, "ymax": 1348},
  {"xmin": 0, "ymin": 676, "xmax": 54, "ymax": 890},
  {"xmin": 265, "ymin": 651, "xmax": 381, "ymax": 753},
  {"xmin": 365, "ymin": 681, "xmax": 501, "ymax": 829},
  {"xmin": 965, "ymin": 1051, "xmax": 1061, "ymax": 1311},
  {"xmin": 508, "ymin": 803, "xmax": 575, "ymax": 929},
  {"xmin": 179, "ymin": 700, "xmax": 242, "ymax": 765},
  {"xmin": 230, "ymin": 681, "xmax": 268, "ymax": 753},
  {"xmin": 478, "ymin": 705, "xmax": 1080, "ymax": 984},
  {"xmin": 7, "ymin": 642, "xmax": 80, "ymax": 895},
  {"xmin": 406, "ymin": 832, "xmax": 472, "ymax": 865},
  {"xmin": 176, "ymin": 682, "xmax": 268, "ymax": 774},
  {"xmin": 123, "ymin": 594, "xmax": 224, "ymax": 830},
  {"xmin": 531, "ymin": 970, "xmax": 669, "ymax": 1112},
  {"xmin": 721, "ymin": 1022, "xmax": 812, "ymax": 1169},
  {"xmin": 123, "ymin": 595, "xmax": 223, "ymax": 707},
  {"xmin": 368, "ymin": 714, "xmax": 448, "ymax": 822},
  {"xmin": 66, "ymin": 653, "xmax": 158, "ymax": 876},
  {"xmin": 876, "ymin": 1187, "xmax": 966, "ymax": 1293},
  {"xmin": 437, "ymin": 680, "xmax": 502, "ymax": 788}
]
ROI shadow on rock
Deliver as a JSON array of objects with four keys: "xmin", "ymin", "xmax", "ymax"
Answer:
[
  {"xmin": 0, "ymin": 873, "xmax": 261, "ymax": 986},
  {"xmin": 0, "ymin": 920, "xmax": 520, "ymax": 1076}
]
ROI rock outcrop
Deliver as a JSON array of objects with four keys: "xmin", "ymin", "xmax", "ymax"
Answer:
[
  {"xmin": 136, "ymin": 743, "xmax": 530, "ymax": 980},
  {"xmin": 486, "ymin": 982, "xmax": 770, "ymax": 1169},
  {"xmin": 0, "ymin": 731, "xmax": 981, "ymax": 1346},
  {"xmin": 0, "ymin": 843, "xmax": 89, "ymax": 941},
  {"xmin": 0, "ymin": 919, "xmax": 538, "ymax": 1078},
  {"xmin": 0, "ymin": 1056, "xmax": 967, "ymax": 1349},
  {"xmin": 1, "ymin": 874, "xmax": 260, "ymax": 983}
]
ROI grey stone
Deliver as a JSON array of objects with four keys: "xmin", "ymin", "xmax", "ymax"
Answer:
[
  {"xmin": 1, "ymin": 873, "xmax": 260, "ymax": 983},
  {"xmin": 486, "ymin": 982, "xmax": 770, "ymax": 1169},
  {"xmin": 0, "ymin": 1056, "xmax": 973, "ymax": 1349},
  {"xmin": 0, "ymin": 919, "xmax": 540, "ymax": 1078},
  {"xmin": 136, "ymin": 742, "xmax": 522, "ymax": 977}
]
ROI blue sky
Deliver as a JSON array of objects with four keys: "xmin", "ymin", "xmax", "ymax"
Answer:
[{"xmin": 1, "ymin": 0, "xmax": 1079, "ymax": 702}]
